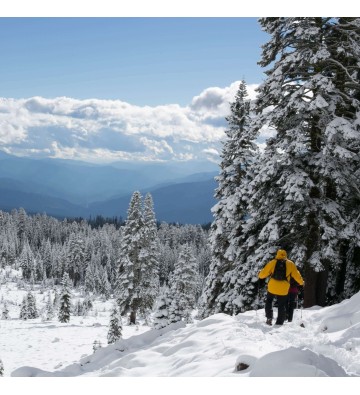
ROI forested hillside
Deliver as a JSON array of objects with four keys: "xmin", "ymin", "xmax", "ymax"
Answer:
[{"xmin": 0, "ymin": 17, "xmax": 359, "ymax": 356}]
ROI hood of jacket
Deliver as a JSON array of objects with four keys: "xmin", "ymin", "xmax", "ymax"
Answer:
[{"xmin": 275, "ymin": 249, "xmax": 287, "ymax": 260}]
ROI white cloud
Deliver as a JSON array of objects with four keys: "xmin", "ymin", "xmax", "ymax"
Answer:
[{"xmin": 0, "ymin": 81, "xmax": 262, "ymax": 163}]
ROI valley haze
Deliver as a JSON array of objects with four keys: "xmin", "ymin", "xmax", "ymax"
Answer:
[{"xmin": 0, "ymin": 150, "xmax": 218, "ymax": 224}]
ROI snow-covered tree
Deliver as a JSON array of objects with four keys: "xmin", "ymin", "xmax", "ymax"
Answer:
[
  {"xmin": 93, "ymin": 340, "xmax": 102, "ymax": 353},
  {"xmin": 113, "ymin": 194, "xmax": 162, "ymax": 323},
  {"xmin": 200, "ymin": 81, "xmax": 258, "ymax": 317},
  {"xmin": 1, "ymin": 301, "xmax": 9, "ymax": 320},
  {"xmin": 138, "ymin": 193, "xmax": 160, "ymax": 320},
  {"xmin": 19, "ymin": 239, "xmax": 35, "ymax": 281},
  {"xmin": 67, "ymin": 234, "xmax": 85, "ymax": 286},
  {"xmin": 97, "ymin": 266, "xmax": 111, "ymax": 299},
  {"xmin": 45, "ymin": 291, "xmax": 54, "ymax": 320},
  {"xmin": 84, "ymin": 255, "xmax": 98, "ymax": 294},
  {"xmin": 42, "ymin": 239, "xmax": 53, "ymax": 279},
  {"xmin": 19, "ymin": 295, "xmax": 29, "ymax": 320},
  {"xmin": 239, "ymin": 17, "xmax": 360, "ymax": 308},
  {"xmin": 115, "ymin": 191, "xmax": 145, "ymax": 324},
  {"xmin": 0, "ymin": 358, "xmax": 3, "ymax": 376},
  {"xmin": 82, "ymin": 295, "xmax": 93, "ymax": 316},
  {"xmin": 72, "ymin": 299, "xmax": 83, "ymax": 316},
  {"xmin": 169, "ymin": 244, "xmax": 199, "ymax": 323},
  {"xmin": 26, "ymin": 291, "xmax": 39, "ymax": 319},
  {"xmin": 153, "ymin": 286, "xmax": 171, "ymax": 329},
  {"xmin": 107, "ymin": 304, "xmax": 122, "ymax": 344},
  {"xmin": 53, "ymin": 288, "xmax": 60, "ymax": 311},
  {"xmin": 167, "ymin": 294, "xmax": 182, "ymax": 324},
  {"xmin": 19, "ymin": 292, "xmax": 39, "ymax": 320},
  {"xmin": 58, "ymin": 272, "xmax": 72, "ymax": 323}
]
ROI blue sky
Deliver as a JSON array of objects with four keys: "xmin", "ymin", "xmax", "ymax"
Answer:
[
  {"xmin": 0, "ymin": 18, "xmax": 268, "ymax": 106},
  {"xmin": 1, "ymin": 11, "xmax": 340, "ymax": 164}
]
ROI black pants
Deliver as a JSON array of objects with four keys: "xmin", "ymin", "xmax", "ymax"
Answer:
[
  {"xmin": 265, "ymin": 292, "xmax": 288, "ymax": 325},
  {"xmin": 286, "ymin": 292, "xmax": 297, "ymax": 322}
]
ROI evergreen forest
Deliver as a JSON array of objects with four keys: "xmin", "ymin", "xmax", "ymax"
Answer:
[{"xmin": 0, "ymin": 17, "xmax": 359, "ymax": 332}]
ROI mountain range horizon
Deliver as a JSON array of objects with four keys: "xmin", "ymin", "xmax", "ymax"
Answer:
[{"xmin": 0, "ymin": 150, "xmax": 218, "ymax": 225}]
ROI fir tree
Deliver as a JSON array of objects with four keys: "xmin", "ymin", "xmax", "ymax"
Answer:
[
  {"xmin": 1, "ymin": 301, "xmax": 9, "ymax": 320},
  {"xmin": 107, "ymin": 304, "xmax": 122, "ymax": 344},
  {"xmin": 115, "ymin": 191, "xmax": 144, "ymax": 324},
  {"xmin": 67, "ymin": 234, "xmax": 85, "ymax": 286},
  {"xmin": 72, "ymin": 299, "xmax": 83, "ymax": 316},
  {"xmin": 138, "ymin": 193, "xmax": 160, "ymax": 320},
  {"xmin": 93, "ymin": 340, "xmax": 102, "ymax": 353},
  {"xmin": 84, "ymin": 256, "xmax": 98, "ymax": 294},
  {"xmin": 19, "ymin": 295, "xmax": 29, "ymax": 320},
  {"xmin": 200, "ymin": 81, "xmax": 258, "ymax": 317},
  {"xmin": 42, "ymin": 239, "xmax": 53, "ymax": 278},
  {"xmin": 82, "ymin": 295, "xmax": 93, "ymax": 316},
  {"xmin": 169, "ymin": 244, "xmax": 199, "ymax": 323},
  {"xmin": 153, "ymin": 286, "xmax": 171, "ymax": 329},
  {"xmin": 53, "ymin": 288, "xmax": 60, "ymax": 311},
  {"xmin": 45, "ymin": 291, "xmax": 54, "ymax": 320},
  {"xmin": 26, "ymin": 291, "xmax": 39, "ymax": 319},
  {"xmin": 167, "ymin": 294, "xmax": 182, "ymax": 324},
  {"xmin": 58, "ymin": 272, "xmax": 72, "ymax": 323},
  {"xmin": 19, "ymin": 239, "xmax": 35, "ymax": 281},
  {"xmin": 244, "ymin": 17, "xmax": 360, "ymax": 308},
  {"xmin": 98, "ymin": 267, "xmax": 111, "ymax": 299}
]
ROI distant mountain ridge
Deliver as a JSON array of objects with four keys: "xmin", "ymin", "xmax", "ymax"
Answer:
[
  {"xmin": 88, "ymin": 178, "xmax": 217, "ymax": 224},
  {"xmin": 0, "ymin": 152, "xmax": 218, "ymax": 224}
]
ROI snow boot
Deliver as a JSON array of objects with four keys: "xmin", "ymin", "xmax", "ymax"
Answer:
[{"xmin": 266, "ymin": 318, "xmax": 272, "ymax": 326}]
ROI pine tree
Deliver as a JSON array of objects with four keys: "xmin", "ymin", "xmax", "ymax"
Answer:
[
  {"xmin": 84, "ymin": 255, "xmax": 98, "ymax": 294},
  {"xmin": 169, "ymin": 244, "xmax": 199, "ymax": 323},
  {"xmin": 72, "ymin": 299, "xmax": 83, "ymax": 316},
  {"xmin": 98, "ymin": 267, "xmax": 111, "ymax": 299},
  {"xmin": 42, "ymin": 239, "xmax": 53, "ymax": 279},
  {"xmin": 138, "ymin": 193, "xmax": 160, "ymax": 319},
  {"xmin": 115, "ymin": 191, "xmax": 144, "ymax": 324},
  {"xmin": 17, "ymin": 207, "xmax": 28, "ymax": 251},
  {"xmin": 1, "ymin": 301, "xmax": 9, "ymax": 320},
  {"xmin": 67, "ymin": 234, "xmax": 85, "ymax": 287},
  {"xmin": 26, "ymin": 291, "xmax": 39, "ymax": 319},
  {"xmin": 19, "ymin": 239, "xmax": 35, "ymax": 281},
  {"xmin": 240, "ymin": 17, "xmax": 360, "ymax": 308},
  {"xmin": 200, "ymin": 81, "xmax": 258, "ymax": 317},
  {"xmin": 58, "ymin": 272, "xmax": 72, "ymax": 323},
  {"xmin": 153, "ymin": 286, "xmax": 171, "ymax": 329},
  {"xmin": 53, "ymin": 288, "xmax": 60, "ymax": 311},
  {"xmin": 45, "ymin": 291, "xmax": 54, "ymax": 320},
  {"xmin": 107, "ymin": 304, "xmax": 122, "ymax": 344},
  {"xmin": 82, "ymin": 295, "xmax": 93, "ymax": 316},
  {"xmin": 19, "ymin": 295, "xmax": 29, "ymax": 320},
  {"xmin": 199, "ymin": 18, "xmax": 360, "ymax": 314},
  {"xmin": 167, "ymin": 293, "xmax": 182, "ymax": 324}
]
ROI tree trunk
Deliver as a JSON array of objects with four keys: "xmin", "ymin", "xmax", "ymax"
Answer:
[
  {"xmin": 129, "ymin": 310, "xmax": 136, "ymax": 325},
  {"xmin": 303, "ymin": 265, "xmax": 328, "ymax": 308}
]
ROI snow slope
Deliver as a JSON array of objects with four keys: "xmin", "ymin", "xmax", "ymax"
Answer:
[{"xmin": 1, "ymin": 269, "xmax": 359, "ymax": 392}]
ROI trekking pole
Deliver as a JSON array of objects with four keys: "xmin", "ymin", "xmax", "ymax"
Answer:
[
  {"xmin": 255, "ymin": 285, "xmax": 259, "ymax": 317},
  {"xmin": 296, "ymin": 293, "xmax": 299, "ymax": 311}
]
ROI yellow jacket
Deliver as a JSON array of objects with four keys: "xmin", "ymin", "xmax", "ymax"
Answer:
[{"xmin": 258, "ymin": 250, "xmax": 304, "ymax": 296}]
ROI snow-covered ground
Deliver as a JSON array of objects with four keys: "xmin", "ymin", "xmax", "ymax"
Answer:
[{"xmin": 1, "ymin": 268, "xmax": 359, "ymax": 393}]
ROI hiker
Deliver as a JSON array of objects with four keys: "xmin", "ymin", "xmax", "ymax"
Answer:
[
  {"xmin": 258, "ymin": 249, "xmax": 304, "ymax": 326},
  {"xmin": 286, "ymin": 278, "xmax": 302, "ymax": 322}
]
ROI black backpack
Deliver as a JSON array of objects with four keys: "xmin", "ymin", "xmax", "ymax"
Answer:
[{"xmin": 272, "ymin": 259, "xmax": 287, "ymax": 281}]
